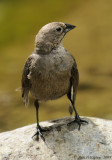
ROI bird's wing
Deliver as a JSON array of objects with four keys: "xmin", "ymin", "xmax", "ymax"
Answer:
[
  {"xmin": 68, "ymin": 60, "xmax": 79, "ymax": 114},
  {"xmin": 71, "ymin": 62, "xmax": 79, "ymax": 97},
  {"xmin": 21, "ymin": 56, "xmax": 33, "ymax": 106}
]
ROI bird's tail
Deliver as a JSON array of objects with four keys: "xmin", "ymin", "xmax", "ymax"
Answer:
[
  {"xmin": 16, "ymin": 87, "xmax": 29, "ymax": 106},
  {"xmin": 22, "ymin": 89, "xmax": 29, "ymax": 107},
  {"xmin": 69, "ymin": 103, "xmax": 73, "ymax": 115}
]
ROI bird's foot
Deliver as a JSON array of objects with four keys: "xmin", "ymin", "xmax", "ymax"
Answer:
[
  {"xmin": 32, "ymin": 126, "xmax": 50, "ymax": 141},
  {"xmin": 68, "ymin": 114, "xmax": 88, "ymax": 130}
]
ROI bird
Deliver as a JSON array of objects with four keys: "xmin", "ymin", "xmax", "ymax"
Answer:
[{"xmin": 21, "ymin": 22, "xmax": 88, "ymax": 140}]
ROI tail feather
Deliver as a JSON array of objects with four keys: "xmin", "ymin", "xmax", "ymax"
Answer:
[
  {"xmin": 69, "ymin": 103, "xmax": 73, "ymax": 115},
  {"xmin": 16, "ymin": 87, "xmax": 22, "ymax": 92},
  {"xmin": 22, "ymin": 89, "xmax": 29, "ymax": 106}
]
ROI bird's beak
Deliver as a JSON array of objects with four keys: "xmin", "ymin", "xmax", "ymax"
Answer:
[{"xmin": 64, "ymin": 23, "xmax": 76, "ymax": 32}]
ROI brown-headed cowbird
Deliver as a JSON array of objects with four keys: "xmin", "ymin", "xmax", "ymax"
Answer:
[{"xmin": 21, "ymin": 22, "xmax": 87, "ymax": 140}]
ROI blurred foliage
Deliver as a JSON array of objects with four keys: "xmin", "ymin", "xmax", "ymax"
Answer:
[{"xmin": 0, "ymin": 0, "xmax": 112, "ymax": 132}]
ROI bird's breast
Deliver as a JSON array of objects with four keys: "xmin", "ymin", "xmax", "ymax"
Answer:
[{"xmin": 30, "ymin": 50, "xmax": 74, "ymax": 100}]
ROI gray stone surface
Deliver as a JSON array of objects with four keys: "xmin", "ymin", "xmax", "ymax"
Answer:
[{"xmin": 0, "ymin": 117, "xmax": 112, "ymax": 160}]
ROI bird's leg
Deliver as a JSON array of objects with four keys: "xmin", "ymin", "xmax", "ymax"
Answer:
[
  {"xmin": 71, "ymin": 100, "xmax": 88, "ymax": 130},
  {"xmin": 32, "ymin": 100, "xmax": 46, "ymax": 141},
  {"xmin": 68, "ymin": 94, "xmax": 88, "ymax": 130}
]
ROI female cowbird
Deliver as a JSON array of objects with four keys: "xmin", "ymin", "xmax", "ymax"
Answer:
[{"xmin": 21, "ymin": 22, "xmax": 87, "ymax": 140}]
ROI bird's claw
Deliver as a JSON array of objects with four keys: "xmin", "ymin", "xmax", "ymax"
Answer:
[
  {"xmin": 32, "ymin": 129, "xmax": 45, "ymax": 141},
  {"xmin": 68, "ymin": 114, "xmax": 88, "ymax": 130},
  {"xmin": 32, "ymin": 126, "xmax": 50, "ymax": 141}
]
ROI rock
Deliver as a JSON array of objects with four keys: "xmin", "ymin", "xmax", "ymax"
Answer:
[{"xmin": 0, "ymin": 116, "xmax": 112, "ymax": 160}]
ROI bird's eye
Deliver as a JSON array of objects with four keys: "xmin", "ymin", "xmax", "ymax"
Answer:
[{"xmin": 56, "ymin": 27, "xmax": 62, "ymax": 32}]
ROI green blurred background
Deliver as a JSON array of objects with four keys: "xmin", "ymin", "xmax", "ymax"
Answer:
[{"xmin": 0, "ymin": 0, "xmax": 112, "ymax": 132}]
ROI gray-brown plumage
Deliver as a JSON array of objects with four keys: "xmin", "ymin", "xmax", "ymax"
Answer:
[{"xmin": 21, "ymin": 22, "xmax": 87, "ymax": 140}]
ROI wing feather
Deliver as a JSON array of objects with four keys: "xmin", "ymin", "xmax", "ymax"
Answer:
[
  {"xmin": 68, "ymin": 60, "xmax": 79, "ymax": 115},
  {"xmin": 21, "ymin": 56, "xmax": 33, "ymax": 106}
]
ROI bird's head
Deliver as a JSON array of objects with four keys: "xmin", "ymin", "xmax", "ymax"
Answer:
[{"xmin": 35, "ymin": 22, "xmax": 76, "ymax": 54}]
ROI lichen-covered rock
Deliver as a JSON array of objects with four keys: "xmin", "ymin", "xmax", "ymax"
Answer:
[{"xmin": 0, "ymin": 117, "xmax": 112, "ymax": 160}]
